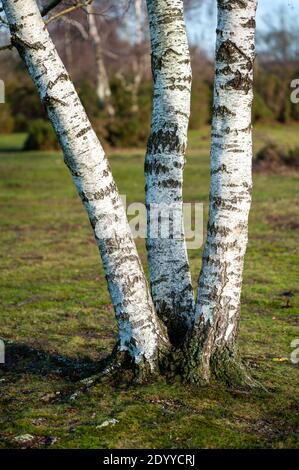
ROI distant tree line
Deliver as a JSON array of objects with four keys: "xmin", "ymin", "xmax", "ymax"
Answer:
[{"xmin": 0, "ymin": 0, "xmax": 298, "ymax": 149}]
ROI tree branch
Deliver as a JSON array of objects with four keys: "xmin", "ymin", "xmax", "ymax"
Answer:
[
  {"xmin": 60, "ymin": 15, "xmax": 89, "ymax": 41},
  {"xmin": 41, "ymin": 0, "xmax": 63, "ymax": 17},
  {"xmin": 45, "ymin": 0, "xmax": 94, "ymax": 25}
]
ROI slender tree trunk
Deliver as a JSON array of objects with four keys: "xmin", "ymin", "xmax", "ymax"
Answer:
[
  {"xmin": 64, "ymin": 21, "xmax": 73, "ymax": 69},
  {"xmin": 135, "ymin": 0, "xmax": 143, "ymax": 47},
  {"xmin": 131, "ymin": 0, "xmax": 144, "ymax": 113},
  {"xmin": 187, "ymin": 0, "xmax": 258, "ymax": 384},
  {"xmin": 145, "ymin": 0, "xmax": 194, "ymax": 345},
  {"xmin": 3, "ymin": 0, "xmax": 169, "ymax": 374},
  {"xmin": 87, "ymin": 4, "xmax": 115, "ymax": 116}
]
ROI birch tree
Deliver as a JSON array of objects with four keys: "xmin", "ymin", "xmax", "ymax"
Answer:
[
  {"xmin": 2, "ymin": 0, "xmax": 169, "ymax": 376},
  {"xmin": 2, "ymin": 0, "xmax": 260, "ymax": 388},
  {"xmin": 184, "ymin": 0, "xmax": 258, "ymax": 386},
  {"xmin": 145, "ymin": 0, "xmax": 194, "ymax": 344},
  {"xmin": 86, "ymin": 2, "xmax": 115, "ymax": 116}
]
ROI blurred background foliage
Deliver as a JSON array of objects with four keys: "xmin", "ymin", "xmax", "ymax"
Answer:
[{"xmin": 0, "ymin": 0, "xmax": 298, "ymax": 150}]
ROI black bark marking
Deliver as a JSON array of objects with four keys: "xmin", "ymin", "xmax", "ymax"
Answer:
[
  {"xmin": 157, "ymin": 178, "xmax": 181, "ymax": 189},
  {"xmin": 218, "ymin": 0, "xmax": 247, "ymax": 10},
  {"xmin": 242, "ymin": 17, "xmax": 256, "ymax": 28},
  {"xmin": 211, "ymin": 164, "xmax": 229, "ymax": 175},
  {"xmin": 11, "ymin": 33, "xmax": 46, "ymax": 51},
  {"xmin": 43, "ymin": 94, "xmax": 67, "ymax": 107},
  {"xmin": 226, "ymin": 70, "xmax": 253, "ymax": 93},
  {"xmin": 147, "ymin": 125, "xmax": 185, "ymax": 155},
  {"xmin": 213, "ymin": 105, "xmax": 236, "ymax": 117},
  {"xmin": 47, "ymin": 73, "xmax": 69, "ymax": 90},
  {"xmin": 76, "ymin": 127, "xmax": 92, "ymax": 138},
  {"xmin": 216, "ymin": 39, "xmax": 252, "ymax": 70},
  {"xmin": 80, "ymin": 181, "xmax": 117, "ymax": 203}
]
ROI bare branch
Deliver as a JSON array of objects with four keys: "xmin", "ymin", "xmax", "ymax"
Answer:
[
  {"xmin": 45, "ymin": 0, "xmax": 94, "ymax": 25},
  {"xmin": 60, "ymin": 15, "xmax": 89, "ymax": 41},
  {"xmin": 41, "ymin": 0, "xmax": 63, "ymax": 17}
]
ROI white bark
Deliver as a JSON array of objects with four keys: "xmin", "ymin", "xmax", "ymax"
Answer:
[
  {"xmin": 195, "ymin": 0, "xmax": 257, "ymax": 356},
  {"xmin": 3, "ymin": 0, "xmax": 168, "ymax": 368},
  {"xmin": 134, "ymin": 0, "xmax": 143, "ymax": 46},
  {"xmin": 130, "ymin": 0, "xmax": 145, "ymax": 113},
  {"xmin": 87, "ymin": 3, "xmax": 114, "ymax": 116},
  {"xmin": 146, "ymin": 0, "xmax": 194, "ymax": 344},
  {"xmin": 64, "ymin": 20, "xmax": 72, "ymax": 68},
  {"xmin": 60, "ymin": 16, "xmax": 89, "ymax": 42}
]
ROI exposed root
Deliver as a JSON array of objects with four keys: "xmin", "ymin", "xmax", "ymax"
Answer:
[
  {"xmin": 161, "ymin": 339, "xmax": 267, "ymax": 392},
  {"xmin": 75, "ymin": 344, "xmax": 170, "ymax": 391},
  {"xmin": 60, "ymin": 341, "xmax": 267, "ymax": 398},
  {"xmin": 209, "ymin": 348, "xmax": 268, "ymax": 392}
]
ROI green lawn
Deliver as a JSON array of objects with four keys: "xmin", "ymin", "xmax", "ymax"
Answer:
[{"xmin": 0, "ymin": 125, "xmax": 298, "ymax": 449}]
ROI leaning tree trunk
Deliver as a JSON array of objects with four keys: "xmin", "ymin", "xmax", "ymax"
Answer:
[
  {"xmin": 145, "ymin": 0, "xmax": 194, "ymax": 345},
  {"xmin": 3, "ymin": 0, "xmax": 169, "ymax": 374},
  {"xmin": 186, "ymin": 0, "xmax": 258, "ymax": 384}
]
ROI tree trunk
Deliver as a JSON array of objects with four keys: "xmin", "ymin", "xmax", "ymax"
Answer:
[
  {"xmin": 3, "ymin": 0, "xmax": 169, "ymax": 374},
  {"xmin": 87, "ymin": 4, "xmax": 115, "ymax": 117},
  {"xmin": 187, "ymin": 0, "xmax": 258, "ymax": 385},
  {"xmin": 64, "ymin": 21, "xmax": 73, "ymax": 69},
  {"xmin": 145, "ymin": 0, "xmax": 194, "ymax": 345},
  {"xmin": 130, "ymin": 0, "xmax": 144, "ymax": 113}
]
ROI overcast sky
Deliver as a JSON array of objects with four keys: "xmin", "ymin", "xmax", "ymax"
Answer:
[{"xmin": 188, "ymin": 0, "xmax": 299, "ymax": 55}]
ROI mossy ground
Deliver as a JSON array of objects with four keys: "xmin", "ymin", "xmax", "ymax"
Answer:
[{"xmin": 0, "ymin": 125, "xmax": 298, "ymax": 448}]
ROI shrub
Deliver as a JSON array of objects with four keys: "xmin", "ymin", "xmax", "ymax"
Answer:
[
  {"xmin": 190, "ymin": 81, "xmax": 212, "ymax": 129},
  {"xmin": 0, "ymin": 104, "xmax": 14, "ymax": 133},
  {"xmin": 255, "ymin": 143, "xmax": 286, "ymax": 165},
  {"xmin": 6, "ymin": 80, "xmax": 46, "ymax": 128},
  {"xmin": 255, "ymin": 143, "xmax": 299, "ymax": 170},
  {"xmin": 278, "ymin": 93, "xmax": 292, "ymax": 124},
  {"xmin": 253, "ymin": 92, "xmax": 274, "ymax": 123},
  {"xmin": 79, "ymin": 82, "xmax": 101, "ymax": 120},
  {"xmin": 14, "ymin": 113, "xmax": 30, "ymax": 132},
  {"xmin": 23, "ymin": 119, "xmax": 59, "ymax": 151},
  {"xmin": 285, "ymin": 147, "xmax": 299, "ymax": 169},
  {"xmin": 105, "ymin": 77, "xmax": 151, "ymax": 147}
]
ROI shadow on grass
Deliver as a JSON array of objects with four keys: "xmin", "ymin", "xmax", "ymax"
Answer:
[{"xmin": 0, "ymin": 341, "xmax": 110, "ymax": 382}]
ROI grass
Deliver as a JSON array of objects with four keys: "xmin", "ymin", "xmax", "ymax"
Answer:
[{"xmin": 0, "ymin": 124, "xmax": 298, "ymax": 449}]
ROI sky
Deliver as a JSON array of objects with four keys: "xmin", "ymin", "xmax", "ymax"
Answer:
[{"xmin": 188, "ymin": 0, "xmax": 299, "ymax": 55}]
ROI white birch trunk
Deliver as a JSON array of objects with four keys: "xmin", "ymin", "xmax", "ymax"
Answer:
[
  {"xmin": 193, "ymin": 0, "xmax": 257, "ymax": 376},
  {"xmin": 87, "ymin": 4, "xmax": 114, "ymax": 116},
  {"xmin": 130, "ymin": 0, "xmax": 144, "ymax": 113},
  {"xmin": 134, "ymin": 0, "xmax": 143, "ymax": 47},
  {"xmin": 3, "ymin": 0, "xmax": 168, "ymax": 370},
  {"xmin": 145, "ymin": 0, "xmax": 194, "ymax": 344},
  {"xmin": 64, "ymin": 21, "xmax": 72, "ymax": 68}
]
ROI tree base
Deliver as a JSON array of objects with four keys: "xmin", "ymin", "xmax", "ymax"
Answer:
[
  {"xmin": 73, "ymin": 341, "xmax": 266, "ymax": 393},
  {"xmin": 209, "ymin": 348, "xmax": 266, "ymax": 391},
  {"xmin": 162, "ymin": 339, "xmax": 266, "ymax": 391},
  {"xmin": 79, "ymin": 343, "xmax": 170, "ymax": 389}
]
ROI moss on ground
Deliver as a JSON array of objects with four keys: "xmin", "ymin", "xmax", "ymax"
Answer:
[{"xmin": 0, "ymin": 125, "xmax": 298, "ymax": 448}]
